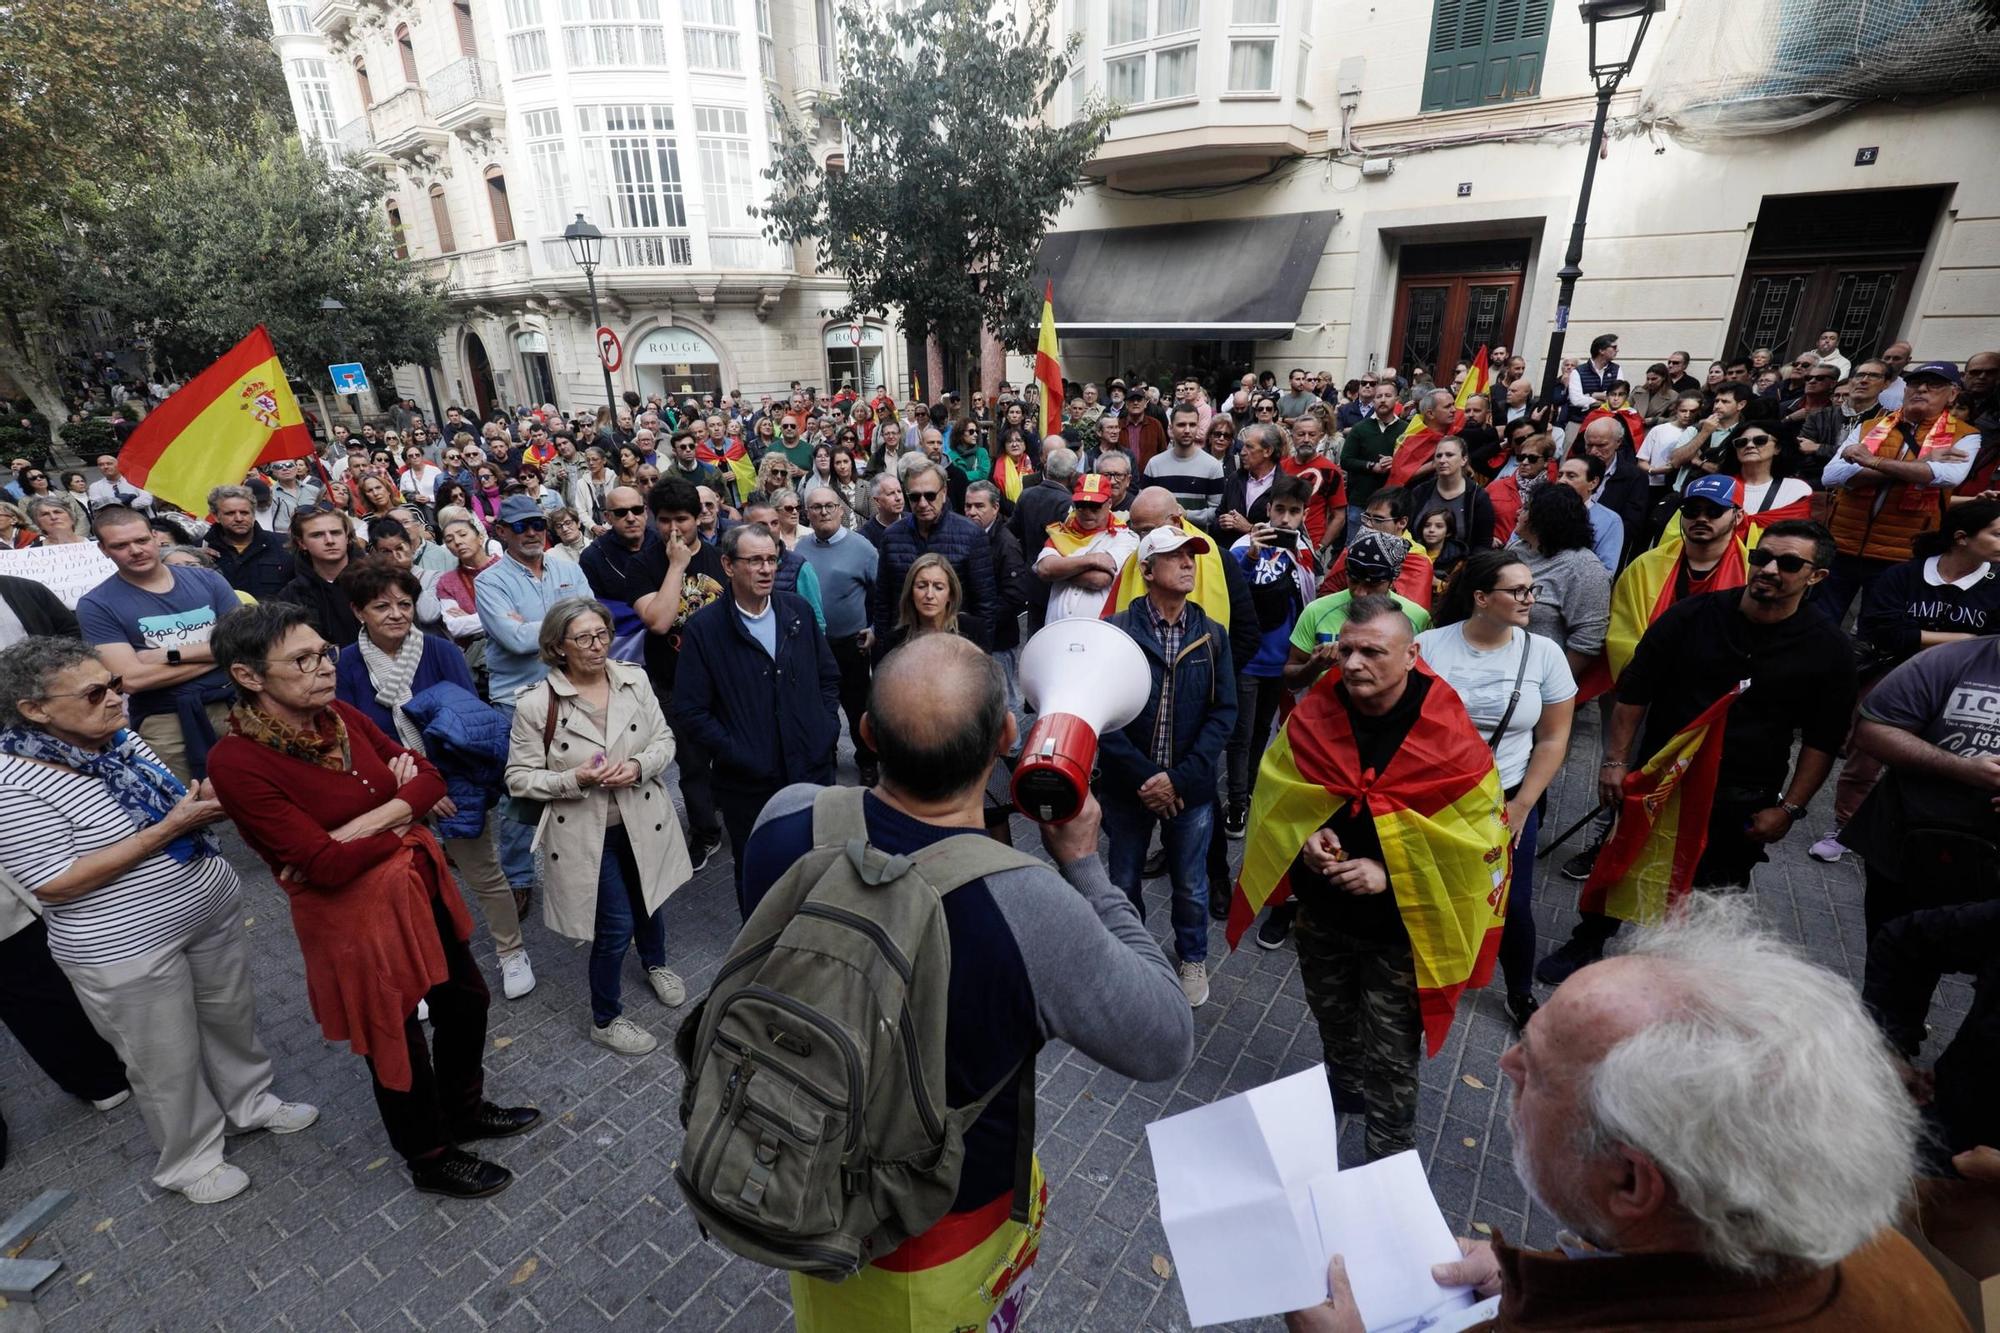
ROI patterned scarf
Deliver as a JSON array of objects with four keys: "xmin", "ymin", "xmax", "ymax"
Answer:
[
  {"xmin": 228, "ymin": 703, "xmax": 351, "ymax": 771},
  {"xmin": 0, "ymin": 726, "xmax": 218, "ymax": 862},
  {"xmin": 356, "ymin": 632, "xmax": 427, "ymax": 754}
]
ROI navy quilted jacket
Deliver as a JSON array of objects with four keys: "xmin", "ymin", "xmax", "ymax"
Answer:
[{"xmin": 868, "ymin": 510, "xmax": 998, "ymax": 653}]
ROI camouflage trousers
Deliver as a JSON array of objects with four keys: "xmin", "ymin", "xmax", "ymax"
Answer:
[{"xmin": 1294, "ymin": 902, "xmax": 1423, "ymax": 1161}]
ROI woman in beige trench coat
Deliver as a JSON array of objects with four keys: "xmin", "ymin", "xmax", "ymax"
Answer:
[{"xmin": 504, "ymin": 597, "xmax": 693, "ymax": 1057}]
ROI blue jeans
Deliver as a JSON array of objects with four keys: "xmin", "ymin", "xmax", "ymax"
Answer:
[
  {"xmin": 1497, "ymin": 801, "xmax": 1539, "ymax": 996},
  {"xmin": 493, "ymin": 700, "xmax": 539, "ymax": 890},
  {"xmin": 1345, "ymin": 503, "xmax": 1370, "ymax": 548},
  {"xmin": 591, "ymin": 825, "xmax": 667, "ymax": 1026},
  {"xmin": 1103, "ymin": 792, "xmax": 1214, "ymax": 965}
]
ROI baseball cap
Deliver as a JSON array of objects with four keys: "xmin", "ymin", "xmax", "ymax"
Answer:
[
  {"xmin": 497, "ymin": 494, "xmax": 546, "ymax": 527},
  {"xmin": 1347, "ymin": 531, "xmax": 1406, "ymax": 582},
  {"xmin": 1072, "ymin": 474, "xmax": 1114, "ymax": 504},
  {"xmin": 1904, "ymin": 360, "xmax": 1962, "ymax": 387},
  {"xmin": 1137, "ymin": 525, "xmax": 1212, "ymax": 563},
  {"xmin": 1683, "ymin": 474, "xmax": 1740, "ymax": 509}
]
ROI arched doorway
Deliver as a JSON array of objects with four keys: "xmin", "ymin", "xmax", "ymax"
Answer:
[
  {"xmin": 634, "ymin": 326, "xmax": 725, "ymax": 403},
  {"xmin": 464, "ymin": 333, "xmax": 498, "ymax": 419}
]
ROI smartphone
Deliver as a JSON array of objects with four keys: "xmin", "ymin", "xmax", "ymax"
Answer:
[{"xmin": 1266, "ymin": 527, "xmax": 1300, "ymax": 550}]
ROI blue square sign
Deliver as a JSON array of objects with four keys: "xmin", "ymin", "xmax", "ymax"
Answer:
[{"xmin": 329, "ymin": 362, "xmax": 369, "ymax": 395}]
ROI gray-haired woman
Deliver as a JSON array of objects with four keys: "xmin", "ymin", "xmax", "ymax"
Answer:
[
  {"xmin": 503, "ymin": 598, "xmax": 691, "ymax": 1057},
  {"xmin": 0, "ymin": 638, "xmax": 316, "ymax": 1204}
]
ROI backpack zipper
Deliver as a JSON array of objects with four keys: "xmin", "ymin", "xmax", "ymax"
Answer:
[
  {"xmin": 792, "ymin": 902, "xmax": 944, "ymax": 1142},
  {"xmin": 738, "ymin": 985, "xmax": 867, "ymax": 1157}
]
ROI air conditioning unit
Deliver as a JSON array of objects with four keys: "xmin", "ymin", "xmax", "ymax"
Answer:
[{"xmin": 1360, "ymin": 157, "xmax": 1395, "ymax": 178}]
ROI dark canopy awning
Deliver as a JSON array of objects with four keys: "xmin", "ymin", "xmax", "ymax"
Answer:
[{"xmin": 1036, "ymin": 210, "xmax": 1337, "ymax": 342}]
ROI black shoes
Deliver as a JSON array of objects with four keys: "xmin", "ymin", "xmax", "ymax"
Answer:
[
  {"xmin": 1533, "ymin": 938, "xmax": 1603, "ymax": 987},
  {"xmin": 687, "ymin": 835, "xmax": 719, "ymax": 874},
  {"xmin": 451, "ymin": 1102, "xmax": 542, "ymax": 1143},
  {"xmin": 1143, "ymin": 848, "xmax": 1167, "ymax": 878},
  {"xmin": 1225, "ymin": 804, "xmax": 1248, "ymax": 839},
  {"xmin": 1506, "ymin": 991, "xmax": 1540, "ymax": 1033},
  {"xmin": 413, "ymin": 1148, "xmax": 513, "ymax": 1199},
  {"xmin": 1208, "ymin": 884, "xmax": 1232, "ymax": 922},
  {"xmin": 1560, "ymin": 835, "xmax": 1606, "ymax": 882},
  {"xmin": 1256, "ymin": 902, "xmax": 1296, "ymax": 950}
]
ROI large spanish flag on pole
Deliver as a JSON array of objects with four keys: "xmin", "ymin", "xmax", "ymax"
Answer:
[
  {"xmin": 1034, "ymin": 280, "xmax": 1063, "ymax": 439},
  {"xmin": 1230, "ymin": 663, "xmax": 1510, "ymax": 1055},
  {"xmin": 1454, "ymin": 345, "xmax": 1491, "ymax": 409},
  {"xmin": 1579, "ymin": 684, "xmax": 1742, "ymax": 926},
  {"xmin": 117, "ymin": 326, "xmax": 312, "ymax": 515},
  {"xmin": 1576, "ymin": 534, "xmax": 1749, "ymax": 703},
  {"xmin": 696, "ymin": 436, "xmax": 757, "ymax": 504}
]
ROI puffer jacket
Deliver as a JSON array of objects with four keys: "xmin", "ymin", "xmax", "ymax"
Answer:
[
  {"xmin": 402, "ymin": 680, "xmax": 509, "ymax": 840},
  {"xmin": 869, "ymin": 509, "xmax": 998, "ymax": 652}
]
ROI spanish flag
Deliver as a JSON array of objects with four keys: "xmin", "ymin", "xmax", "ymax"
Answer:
[
  {"xmin": 117, "ymin": 326, "xmax": 312, "ymax": 515},
  {"xmin": 992, "ymin": 452, "xmax": 1035, "ymax": 503},
  {"xmin": 1580, "ymin": 685, "xmax": 1742, "ymax": 926},
  {"xmin": 1231, "ymin": 663, "xmax": 1510, "ymax": 1055},
  {"xmin": 1101, "ymin": 526, "xmax": 1232, "ymax": 626},
  {"xmin": 1035, "ymin": 280, "xmax": 1063, "ymax": 439},
  {"xmin": 1575, "ymin": 534, "xmax": 1748, "ymax": 703},
  {"xmin": 1041, "ymin": 511, "xmax": 1123, "ymax": 558},
  {"xmin": 1454, "ymin": 345, "xmax": 1491, "ymax": 409},
  {"xmin": 698, "ymin": 437, "xmax": 757, "ymax": 503}
]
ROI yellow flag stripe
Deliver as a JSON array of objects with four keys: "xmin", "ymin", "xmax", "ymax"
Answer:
[{"xmin": 141, "ymin": 354, "xmax": 306, "ymax": 514}]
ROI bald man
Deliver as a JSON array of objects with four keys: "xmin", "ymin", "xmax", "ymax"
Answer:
[{"xmin": 736, "ymin": 635, "xmax": 1194, "ymax": 1329}]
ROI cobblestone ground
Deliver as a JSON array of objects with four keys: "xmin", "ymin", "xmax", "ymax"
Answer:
[{"xmin": 0, "ymin": 710, "xmax": 1971, "ymax": 1332}]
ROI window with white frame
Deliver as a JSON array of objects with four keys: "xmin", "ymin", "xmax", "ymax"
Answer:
[
  {"xmin": 506, "ymin": 0, "xmax": 551, "ymax": 73},
  {"xmin": 694, "ymin": 105, "xmax": 755, "ymax": 231},
  {"xmin": 1226, "ymin": 0, "xmax": 1278, "ymax": 93},
  {"xmin": 579, "ymin": 104, "xmax": 687, "ymax": 230},
  {"xmin": 523, "ymin": 109, "xmax": 571, "ymax": 232},
  {"xmin": 275, "ymin": 3, "xmax": 312, "ymax": 34},
  {"xmin": 1104, "ymin": 0, "xmax": 1200, "ymax": 106},
  {"xmin": 561, "ymin": 0, "xmax": 668, "ymax": 69},
  {"xmin": 682, "ymin": 0, "xmax": 741, "ymax": 70},
  {"xmin": 290, "ymin": 59, "xmax": 339, "ymax": 141},
  {"xmin": 754, "ymin": 0, "xmax": 774, "ymax": 78}
]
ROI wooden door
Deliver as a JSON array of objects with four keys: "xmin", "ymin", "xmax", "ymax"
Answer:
[
  {"xmin": 1726, "ymin": 261, "xmax": 1917, "ymax": 366},
  {"xmin": 1387, "ymin": 271, "xmax": 1522, "ymax": 386}
]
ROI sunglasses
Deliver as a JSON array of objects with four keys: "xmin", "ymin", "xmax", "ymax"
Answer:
[
  {"xmin": 1680, "ymin": 500, "xmax": 1730, "ymax": 520},
  {"xmin": 607, "ymin": 505, "xmax": 647, "ymax": 519},
  {"xmin": 1746, "ymin": 548, "xmax": 1816, "ymax": 573},
  {"xmin": 1735, "ymin": 435, "xmax": 1773, "ymax": 448},
  {"xmin": 907, "ymin": 489, "xmax": 942, "ymax": 503},
  {"xmin": 43, "ymin": 676, "xmax": 125, "ymax": 706},
  {"xmin": 506, "ymin": 518, "xmax": 548, "ymax": 533}
]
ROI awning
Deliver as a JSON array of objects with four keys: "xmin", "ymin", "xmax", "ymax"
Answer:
[{"xmin": 1036, "ymin": 210, "xmax": 1337, "ymax": 342}]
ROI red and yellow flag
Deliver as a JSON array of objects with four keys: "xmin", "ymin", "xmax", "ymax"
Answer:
[
  {"xmin": 1580, "ymin": 685, "xmax": 1742, "ymax": 925},
  {"xmin": 1230, "ymin": 663, "xmax": 1510, "ymax": 1055},
  {"xmin": 1576, "ymin": 534, "xmax": 1749, "ymax": 702},
  {"xmin": 1454, "ymin": 345, "xmax": 1491, "ymax": 409},
  {"xmin": 1035, "ymin": 280, "xmax": 1063, "ymax": 439},
  {"xmin": 1102, "ymin": 526, "xmax": 1232, "ymax": 626},
  {"xmin": 117, "ymin": 326, "xmax": 312, "ymax": 515},
  {"xmin": 992, "ymin": 452, "xmax": 1034, "ymax": 504},
  {"xmin": 698, "ymin": 436, "xmax": 757, "ymax": 503}
]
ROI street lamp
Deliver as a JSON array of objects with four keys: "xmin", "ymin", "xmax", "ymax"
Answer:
[
  {"xmin": 319, "ymin": 296, "xmax": 359, "ymax": 425},
  {"xmin": 1535, "ymin": 0, "xmax": 1663, "ymax": 413},
  {"xmin": 564, "ymin": 213, "xmax": 618, "ymax": 411}
]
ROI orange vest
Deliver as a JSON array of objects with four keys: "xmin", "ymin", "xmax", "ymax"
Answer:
[{"xmin": 1825, "ymin": 411, "xmax": 1977, "ymax": 562}]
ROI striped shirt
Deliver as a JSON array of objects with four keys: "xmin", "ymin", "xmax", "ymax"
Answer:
[{"xmin": 0, "ymin": 751, "xmax": 240, "ymax": 966}]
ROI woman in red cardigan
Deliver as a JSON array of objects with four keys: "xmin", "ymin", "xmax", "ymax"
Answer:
[{"xmin": 206, "ymin": 601, "xmax": 539, "ymax": 1199}]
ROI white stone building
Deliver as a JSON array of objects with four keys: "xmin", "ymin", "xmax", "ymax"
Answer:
[
  {"xmin": 1017, "ymin": 0, "xmax": 2000, "ymax": 393},
  {"xmin": 269, "ymin": 0, "xmax": 900, "ymax": 419}
]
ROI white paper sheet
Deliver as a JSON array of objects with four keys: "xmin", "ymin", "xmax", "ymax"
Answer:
[{"xmin": 1308, "ymin": 1152, "xmax": 1476, "ymax": 1333}]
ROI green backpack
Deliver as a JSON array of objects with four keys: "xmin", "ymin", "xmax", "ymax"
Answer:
[{"xmin": 673, "ymin": 786, "xmax": 1042, "ymax": 1280}]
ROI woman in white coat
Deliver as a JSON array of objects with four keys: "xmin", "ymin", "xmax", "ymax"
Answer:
[{"xmin": 504, "ymin": 597, "xmax": 692, "ymax": 1057}]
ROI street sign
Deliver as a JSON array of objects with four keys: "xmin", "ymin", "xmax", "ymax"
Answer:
[
  {"xmin": 597, "ymin": 326, "xmax": 623, "ymax": 372},
  {"xmin": 328, "ymin": 362, "xmax": 369, "ymax": 395}
]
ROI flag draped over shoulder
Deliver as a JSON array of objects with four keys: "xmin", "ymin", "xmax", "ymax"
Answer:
[
  {"xmin": 117, "ymin": 326, "xmax": 312, "ymax": 514},
  {"xmin": 1386, "ymin": 424, "xmax": 1444, "ymax": 488},
  {"xmin": 698, "ymin": 437, "xmax": 756, "ymax": 502},
  {"xmin": 1229, "ymin": 663, "xmax": 1510, "ymax": 1055},
  {"xmin": 1102, "ymin": 532, "xmax": 1232, "ymax": 626},
  {"xmin": 1580, "ymin": 685, "xmax": 1742, "ymax": 926},
  {"xmin": 1035, "ymin": 281, "xmax": 1063, "ymax": 439},
  {"xmin": 1041, "ymin": 513, "xmax": 1123, "ymax": 558},
  {"xmin": 993, "ymin": 453, "xmax": 1034, "ymax": 503},
  {"xmin": 1576, "ymin": 535, "xmax": 1749, "ymax": 703},
  {"xmin": 1454, "ymin": 346, "xmax": 1491, "ymax": 409}
]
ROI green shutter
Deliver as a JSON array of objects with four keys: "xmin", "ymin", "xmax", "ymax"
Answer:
[{"xmin": 1422, "ymin": 0, "xmax": 1551, "ymax": 112}]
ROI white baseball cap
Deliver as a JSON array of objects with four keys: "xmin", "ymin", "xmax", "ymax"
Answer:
[{"xmin": 1137, "ymin": 525, "xmax": 1212, "ymax": 562}]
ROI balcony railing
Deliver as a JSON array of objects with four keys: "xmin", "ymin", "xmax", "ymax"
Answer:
[
  {"xmin": 427, "ymin": 56, "xmax": 502, "ymax": 121},
  {"xmin": 540, "ymin": 232, "xmax": 694, "ymax": 271},
  {"xmin": 423, "ymin": 241, "xmax": 531, "ymax": 288},
  {"xmin": 335, "ymin": 114, "xmax": 375, "ymax": 156},
  {"xmin": 710, "ymin": 233, "xmax": 776, "ymax": 269},
  {"xmin": 370, "ymin": 86, "xmax": 432, "ymax": 147}
]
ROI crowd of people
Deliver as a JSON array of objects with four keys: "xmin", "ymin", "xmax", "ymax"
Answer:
[{"xmin": 0, "ymin": 338, "xmax": 1993, "ymax": 1329}]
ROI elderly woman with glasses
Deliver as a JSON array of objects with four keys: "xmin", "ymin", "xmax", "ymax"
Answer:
[
  {"xmin": 503, "ymin": 598, "xmax": 691, "ymax": 1058},
  {"xmin": 207, "ymin": 602, "xmax": 540, "ymax": 1200},
  {"xmin": 0, "ymin": 637, "xmax": 316, "ymax": 1204}
]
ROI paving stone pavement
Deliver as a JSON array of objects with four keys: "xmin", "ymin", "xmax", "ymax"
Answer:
[{"xmin": 0, "ymin": 709, "xmax": 1971, "ymax": 1332}]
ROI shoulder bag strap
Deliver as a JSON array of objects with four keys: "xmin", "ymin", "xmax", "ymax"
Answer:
[{"xmin": 1486, "ymin": 631, "xmax": 1532, "ymax": 751}]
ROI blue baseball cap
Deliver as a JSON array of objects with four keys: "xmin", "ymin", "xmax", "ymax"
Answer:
[
  {"xmin": 1683, "ymin": 474, "xmax": 1739, "ymax": 509},
  {"xmin": 1905, "ymin": 360, "xmax": 1962, "ymax": 387},
  {"xmin": 497, "ymin": 494, "xmax": 547, "ymax": 527}
]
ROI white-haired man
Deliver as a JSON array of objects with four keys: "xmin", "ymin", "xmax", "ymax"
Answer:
[{"xmin": 1287, "ymin": 899, "xmax": 1965, "ymax": 1332}]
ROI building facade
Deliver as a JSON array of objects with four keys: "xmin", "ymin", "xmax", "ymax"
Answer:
[
  {"xmin": 1020, "ymin": 0, "xmax": 2000, "ymax": 393},
  {"xmin": 270, "ymin": 0, "xmax": 900, "ymax": 419}
]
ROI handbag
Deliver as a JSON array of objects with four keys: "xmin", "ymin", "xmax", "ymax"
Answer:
[{"xmin": 502, "ymin": 680, "xmax": 560, "ymax": 826}]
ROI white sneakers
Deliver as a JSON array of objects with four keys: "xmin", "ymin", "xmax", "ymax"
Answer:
[
  {"xmin": 592, "ymin": 1015, "xmax": 657, "ymax": 1056},
  {"xmin": 180, "ymin": 1163, "xmax": 251, "ymax": 1206},
  {"xmin": 647, "ymin": 967, "xmax": 686, "ymax": 1008},
  {"xmin": 1179, "ymin": 960, "xmax": 1210, "ymax": 1008},
  {"xmin": 91, "ymin": 1090, "xmax": 131, "ymax": 1112},
  {"xmin": 261, "ymin": 1101, "xmax": 320, "ymax": 1135},
  {"xmin": 500, "ymin": 951, "xmax": 536, "ymax": 999},
  {"xmin": 1808, "ymin": 830, "xmax": 1846, "ymax": 863}
]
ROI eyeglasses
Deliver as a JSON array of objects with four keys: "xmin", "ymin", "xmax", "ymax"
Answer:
[
  {"xmin": 564, "ymin": 630, "xmax": 611, "ymax": 648},
  {"xmin": 261, "ymin": 645, "xmax": 340, "ymax": 675},
  {"xmin": 1514, "ymin": 453, "xmax": 1547, "ymax": 467},
  {"xmin": 1805, "ymin": 371, "xmax": 1839, "ymax": 382},
  {"xmin": 1849, "ymin": 369, "xmax": 1887, "ymax": 379},
  {"xmin": 506, "ymin": 518, "xmax": 548, "ymax": 533},
  {"xmin": 730, "ymin": 554, "xmax": 782, "ymax": 568},
  {"xmin": 41, "ymin": 676, "xmax": 125, "ymax": 706},
  {"xmin": 1489, "ymin": 584, "xmax": 1539, "ymax": 604},
  {"xmin": 1360, "ymin": 511, "xmax": 1400, "ymax": 528},
  {"xmin": 444, "ymin": 454, "xmax": 462, "ymax": 463},
  {"xmin": 607, "ymin": 505, "xmax": 647, "ymax": 519},
  {"xmin": 1735, "ymin": 434, "xmax": 1773, "ymax": 448},
  {"xmin": 907, "ymin": 489, "xmax": 942, "ymax": 504},
  {"xmin": 1746, "ymin": 548, "xmax": 1817, "ymax": 573},
  {"xmin": 806, "ymin": 501, "xmax": 842, "ymax": 513}
]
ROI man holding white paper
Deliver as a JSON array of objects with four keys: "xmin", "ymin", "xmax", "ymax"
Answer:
[{"xmin": 1284, "ymin": 899, "xmax": 1964, "ymax": 1332}]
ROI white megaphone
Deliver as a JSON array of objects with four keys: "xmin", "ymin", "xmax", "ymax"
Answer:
[{"xmin": 1011, "ymin": 617, "xmax": 1151, "ymax": 824}]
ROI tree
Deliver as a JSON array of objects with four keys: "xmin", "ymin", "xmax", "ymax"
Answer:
[
  {"xmin": 759, "ymin": 0, "xmax": 1113, "ymax": 395},
  {"xmin": 93, "ymin": 124, "xmax": 453, "ymax": 410},
  {"xmin": 0, "ymin": 0, "xmax": 290, "ymax": 440}
]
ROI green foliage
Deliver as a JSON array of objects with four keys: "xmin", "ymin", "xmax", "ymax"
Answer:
[
  {"xmin": 62, "ymin": 418, "xmax": 119, "ymax": 461},
  {"xmin": 759, "ymin": 0, "xmax": 1112, "ymax": 381},
  {"xmin": 91, "ymin": 125, "xmax": 454, "ymax": 394}
]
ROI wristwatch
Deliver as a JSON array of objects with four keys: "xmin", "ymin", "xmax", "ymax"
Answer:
[
  {"xmin": 1778, "ymin": 800, "xmax": 1807, "ymax": 822},
  {"xmin": 165, "ymin": 648, "xmax": 182, "ymax": 666}
]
